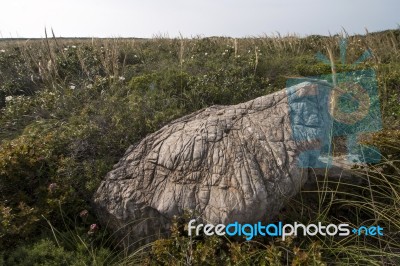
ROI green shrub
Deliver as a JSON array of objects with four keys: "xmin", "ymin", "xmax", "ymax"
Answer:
[
  {"xmin": 0, "ymin": 47, "xmax": 40, "ymax": 97},
  {"xmin": 1, "ymin": 238, "xmax": 113, "ymax": 266}
]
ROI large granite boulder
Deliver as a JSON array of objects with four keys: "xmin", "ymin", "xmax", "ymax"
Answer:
[{"xmin": 93, "ymin": 82, "xmax": 332, "ymax": 245}]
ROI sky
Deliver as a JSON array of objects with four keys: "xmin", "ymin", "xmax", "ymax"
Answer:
[{"xmin": 0, "ymin": 0, "xmax": 398, "ymax": 38}]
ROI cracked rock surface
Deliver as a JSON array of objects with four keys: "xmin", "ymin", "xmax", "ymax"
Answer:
[{"xmin": 93, "ymin": 84, "xmax": 324, "ymax": 244}]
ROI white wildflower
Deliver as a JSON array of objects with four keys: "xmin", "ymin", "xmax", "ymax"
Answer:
[
  {"xmin": 204, "ymin": 52, "xmax": 208, "ymax": 56},
  {"xmin": 0, "ymin": 49, "xmax": 5, "ymax": 53},
  {"xmin": 119, "ymin": 76, "xmax": 125, "ymax": 81},
  {"xmin": 86, "ymin": 84, "xmax": 93, "ymax": 89},
  {"xmin": 72, "ymin": 45, "xmax": 77, "ymax": 48},
  {"xmin": 5, "ymin": 96, "xmax": 13, "ymax": 102},
  {"xmin": 69, "ymin": 85, "xmax": 76, "ymax": 90}
]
